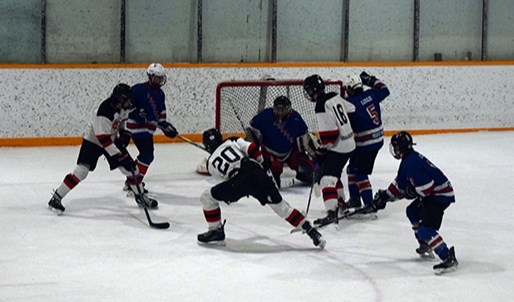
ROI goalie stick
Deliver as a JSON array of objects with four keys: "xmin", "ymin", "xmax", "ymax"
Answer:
[
  {"xmin": 129, "ymin": 169, "xmax": 170, "ymax": 229},
  {"xmin": 290, "ymin": 205, "xmax": 375, "ymax": 234}
]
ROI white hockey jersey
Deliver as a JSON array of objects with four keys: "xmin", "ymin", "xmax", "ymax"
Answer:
[
  {"xmin": 315, "ymin": 92, "xmax": 356, "ymax": 154},
  {"xmin": 83, "ymin": 98, "xmax": 130, "ymax": 157},
  {"xmin": 207, "ymin": 137, "xmax": 262, "ymax": 180}
]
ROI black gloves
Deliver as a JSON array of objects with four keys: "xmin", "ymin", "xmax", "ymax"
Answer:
[
  {"xmin": 158, "ymin": 121, "xmax": 178, "ymax": 138},
  {"xmin": 404, "ymin": 185, "xmax": 417, "ymax": 199},
  {"xmin": 371, "ymin": 189, "xmax": 390, "ymax": 211},
  {"xmin": 114, "ymin": 130, "xmax": 131, "ymax": 149},
  {"xmin": 360, "ymin": 71, "xmax": 378, "ymax": 87},
  {"xmin": 114, "ymin": 152, "xmax": 136, "ymax": 171}
]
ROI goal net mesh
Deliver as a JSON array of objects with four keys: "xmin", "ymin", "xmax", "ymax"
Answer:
[{"xmin": 215, "ymin": 79, "xmax": 343, "ymax": 135}]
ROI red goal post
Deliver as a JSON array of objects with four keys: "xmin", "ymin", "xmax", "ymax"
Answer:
[{"xmin": 215, "ymin": 79, "xmax": 344, "ymax": 136}]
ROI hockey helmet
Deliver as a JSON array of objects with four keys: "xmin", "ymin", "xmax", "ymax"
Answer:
[
  {"xmin": 111, "ymin": 83, "xmax": 133, "ymax": 109},
  {"xmin": 273, "ymin": 96, "xmax": 292, "ymax": 122},
  {"xmin": 202, "ymin": 128, "xmax": 223, "ymax": 153},
  {"xmin": 344, "ymin": 74, "xmax": 364, "ymax": 97},
  {"xmin": 303, "ymin": 74, "xmax": 325, "ymax": 101},
  {"xmin": 146, "ymin": 63, "xmax": 167, "ymax": 87},
  {"xmin": 389, "ymin": 131, "xmax": 415, "ymax": 159}
]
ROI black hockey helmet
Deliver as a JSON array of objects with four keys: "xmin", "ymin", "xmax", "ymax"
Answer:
[
  {"xmin": 389, "ymin": 131, "xmax": 416, "ymax": 159},
  {"xmin": 111, "ymin": 83, "xmax": 133, "ymax": 109},
  {"xmin": 202, "ymin": 128, "xmax": 223, "ymax": 153},
  {"xmin": 303, "ymin": 74, "xmax": 325, "ymax": 101},
  {"xmin": 273, "ymin": 96, "xmax": 292, "ymax": 122}
]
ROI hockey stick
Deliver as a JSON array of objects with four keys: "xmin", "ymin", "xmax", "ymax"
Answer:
[
  {"xmin": 129, "ymin": 168, "xmax": 170, "ymax": 229},
  {"xmin": 176, "ymin": 134, "xmax": 208, "ymax": 152},
  {"xmin": 156, "ymin": 124, "xmax": 209, "ymax": 153},
  {"xmin": 290, "ymin": 205, "xmax": 375, "ymax": 234}
]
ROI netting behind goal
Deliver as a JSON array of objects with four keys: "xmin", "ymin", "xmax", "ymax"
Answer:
[{"xmin": 215, "ymin": 79, "xmax": 343, "ymax": 135}]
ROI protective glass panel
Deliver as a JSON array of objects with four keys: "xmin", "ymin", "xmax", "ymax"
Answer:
[
  {"xmin": 202, "ymin": 0, "xmax": 270, "ymax": 63},
  {"xmin": 0, "ymin": 0, "xmax": 41, "ymax": 63},
  {"xmin": 126, "ymin": 1, "xmax": 195, "ymax": 63},
  {"xmin": 487, "ymin": 0, "xmax": 514, "ymax": 60},
  {"xmin": 277, "ymin": 0, "xmax": 343, "ymax": 62},
  {"xmin": 46, "ymin": 0, "xmax": 120, "ymax": 63},
  {"xmin": 419, "ymin": 0, "xmax": 482, "ymax": 61},
  {"xmin": 348, "ymin": 0, "xmax": 413, "ymax": 62}
]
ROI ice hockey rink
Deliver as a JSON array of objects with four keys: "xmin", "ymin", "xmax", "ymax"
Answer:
[{"xmin": 1, "ymin": 131, "xmax": 513, "ymax": 302}]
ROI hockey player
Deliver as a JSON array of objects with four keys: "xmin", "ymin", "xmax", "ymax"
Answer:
[
  {"xmin": 303, "ymin": 74, "xmax": 356, "ymax": 226},
  {"xmin": 343, "ymin": 72, "xmax": 390, "ymax": 209},
  {"xmin": 197, "ymin": 128, "xmax": 326, "ymax": 249},
  {"xmin": 48, "ymin": 84, "xmax": 158, "ymax": 214},
  {"xmin": 123, "ymin": 63, "xmax": 178, "ymax": 193},
  {"xmin": 371, "ymin": 131, "xmax": 458, "ymax": 275},
  {"xmin": 246, "ymin": 96, "xmax": 316, "ymax": 187}
]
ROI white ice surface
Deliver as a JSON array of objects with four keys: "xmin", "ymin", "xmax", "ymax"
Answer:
[{"xmin": 1, "ymin": 131, "xmax": 513, "ymax": 302}]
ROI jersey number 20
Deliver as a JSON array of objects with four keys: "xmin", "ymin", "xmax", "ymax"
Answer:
[{"xmin": 211, "ymin": 146, "xmax": 241, "ymax": 175}]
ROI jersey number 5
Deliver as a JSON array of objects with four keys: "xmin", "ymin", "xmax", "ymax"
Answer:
[{"xmin": 366, "ymin": 104, "xmax": 380, "ymax": 125}]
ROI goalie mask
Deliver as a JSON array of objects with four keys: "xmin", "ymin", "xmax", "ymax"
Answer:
[
  {"xmin": 111, "ymin": 83, "xmax": 133, "ymax": 110},
  {"xmin": 344, "ymin": 74, "xmax": 364, "ymax": 97},
  {"xmin": 202, "ymin": 128, "xmax": 223, "ymax": 153},
  {"xmin": 273, "ymin": 96, "xmax": 292, "ymax": 123},
  {"xmin": 389, "ymin": 131, "xmax": 416, "ymax": 159},
  {"xmin": 303, "ymin": 74, "xmax": 325, "ymax": 102},
  {"xmin": 146, "ymin": 63, "xmax": 167, "ymax": 87}
]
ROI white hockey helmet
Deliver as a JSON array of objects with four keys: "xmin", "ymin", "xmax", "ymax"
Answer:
[
  {"xmin": 344, "ymin": 74, "xmax": 363, "ymax": 97},
  {"xmin": 146, "ymin": 63, "xmax": 167, "ymax": 87}
]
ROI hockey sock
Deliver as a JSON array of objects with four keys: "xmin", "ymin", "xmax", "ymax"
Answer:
[
  {"xmin": 355, "ymin": 174, "xmax": 372, "ymax": 205},
  {"xmin": 56, "ymin": 164, "xmax": 89, "ymax": 198},
  {"xmin": 419, "ymin": 225, "xmax": 449, "ymax": 260}
]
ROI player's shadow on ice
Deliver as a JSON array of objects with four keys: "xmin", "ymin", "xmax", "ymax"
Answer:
[
  {"xmin": 55, "ymin": 196, "xmax": 171, "ymax": 229},
  {"xmin": 199, "ymin": 235, "xmax": 316, "ymax": 253}
]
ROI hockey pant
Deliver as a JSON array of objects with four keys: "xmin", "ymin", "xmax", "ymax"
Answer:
[{"xmin": 347, "ymin": 149, "xmax": 380, "ymax": 206}]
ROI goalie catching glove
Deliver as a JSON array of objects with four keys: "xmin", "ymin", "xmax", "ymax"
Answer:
[
  {"xmin": 158, "ymin": 121, "xmax": 178, "ymax": 138},
  {"xmin": 297, "ymin": 132, "xmax": 321, "ymax": 159}
]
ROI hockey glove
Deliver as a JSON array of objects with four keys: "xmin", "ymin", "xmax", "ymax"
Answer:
[
  {"xmin": 371, "ymin": 189, "xmax": 390, "ymax": 211},
  {"xmin": 135, "ymin": 108, "xmax": 147, "ymax": 124},
  {"xmin": 158, "ymin": 121, "xmax": 178, "ymax": 138},
  {"xmin": 404, "ymin": 185, "xmax": 417, "ymax": 199},
  {"xmin": 360, "ymin": 71, "xmax": 378, "ymax": 87},
  {"xmin": 114, "ymin": 129, "xmax": 131, "ymax": 149},
  {"xmin": 114, "ymin": 152, "xmax": 136, "ymax": 171},
  {"xmin": 312, "ymin": 147, "xmax": 327, "ymax": 165}
]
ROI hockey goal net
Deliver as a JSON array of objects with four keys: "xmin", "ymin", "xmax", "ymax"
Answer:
[{"xmin": 215, "ymin": 78, "xmax": 344, "ymax": 135}]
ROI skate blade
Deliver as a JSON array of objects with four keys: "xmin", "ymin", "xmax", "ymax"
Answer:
[
  {"xmin": 48, "ymin": 206, "xmax": 64, "ymax": 215},
  {"xmin": 197, "ymin": 240, "xmax": 226, "ymax": 247},
  {"xmin": 317, "ymin": 239, "xmax": 327, "ymax": 249},
  {"xmin": 434, "ymin": 264, "xmax": 458, "ymax": 275},
  {"xmin": 418, "ymin": 251, "xmax": 436, "ymax": 260}
]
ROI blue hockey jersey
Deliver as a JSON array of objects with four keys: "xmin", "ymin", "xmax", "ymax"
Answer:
[
  {"xmin": 387, "ymin": 151, "xmax": 455, "ymax": 204},
  {"xmin": 250, "ymin": 108, "xmax": 308, "ymax": 157},
  {"xmin": 346, "ymin": 81, "xmax": 390, "ymax": 151},
  {"xmin": 126, "ymin": 82, "xmax": 167, "ymax": 138}
]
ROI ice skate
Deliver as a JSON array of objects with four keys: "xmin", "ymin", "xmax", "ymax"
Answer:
[
  {"xmin": 134, "ymin": 193, "xmax": 158, "ymax": 209},
  {"xmin": 313, "ymin": 209, "xmax": 338, "ymax": 226},
  {"xmin": 48, "ymin": 191, "xmax": 65, "ymax": 214},
  {"xmin": 433, "ymin": 246, "xmax": 458, "ymax": 275},
  {"xmin": 345, "ymin": 197, "xmax": 362, "ymax": 209},
  {"xmin": 197, "ymin": 224, "xmax": 226, "ymax": 246},
  {"xmin": 302, "ymin": 221, "xmax": 326, "ymax": 249},
  {"xmin": 416, "ymin": 240, "xmax": 435, "ymax": 259},
  {"xmin": 123, "ymin": 179, "xmax": 148, "ymax": 197}
]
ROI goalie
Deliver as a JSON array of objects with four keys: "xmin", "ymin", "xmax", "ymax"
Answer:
[{"xmin": 245, "ymin": 96, "xmax": 318, "ymax": 187}]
